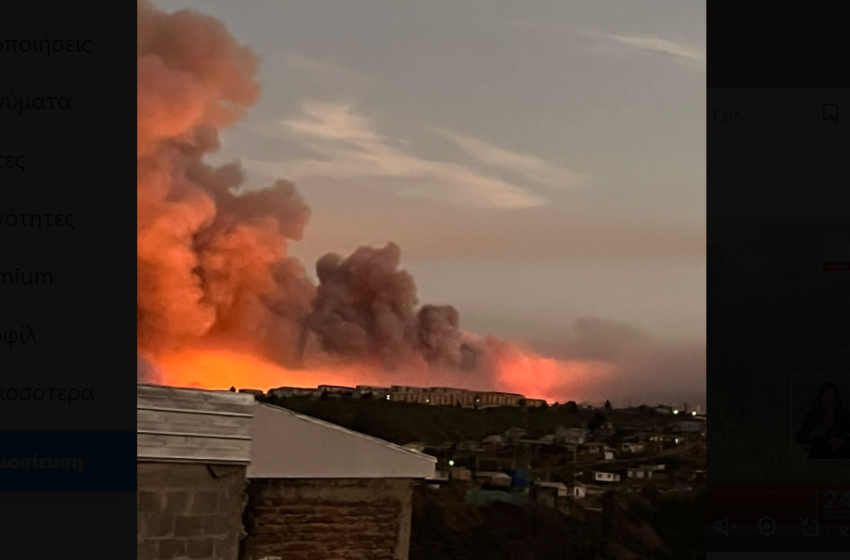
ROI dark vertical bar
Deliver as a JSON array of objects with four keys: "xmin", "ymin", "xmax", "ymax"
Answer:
[
  {"xmin": 708, "ymin": 0, "xmax": 850, "ymax": 555},
  {"xmin": 0, "ymin": 2, "xmax": 136, "ymax": 558}
]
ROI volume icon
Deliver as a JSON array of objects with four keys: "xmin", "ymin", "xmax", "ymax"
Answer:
[{"xmin": 715, "ymin": 517, "xmax": 730, "ymax": 536}]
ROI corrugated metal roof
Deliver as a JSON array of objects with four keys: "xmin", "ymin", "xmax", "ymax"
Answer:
[
  {"xmin": 137, "ymin": 384, "xmax": 256, "ymax": 465},
  {"xmin": 247, "ymin": 403, "xmax": 436, "ymax": 479}
]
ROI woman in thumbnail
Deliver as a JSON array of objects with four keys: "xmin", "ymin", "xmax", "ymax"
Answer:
[{"xmin": 795, "ymin": 382, "xmax": 850, "ymax": 460}]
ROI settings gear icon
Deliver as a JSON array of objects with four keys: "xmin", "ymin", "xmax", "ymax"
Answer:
[{"xmin": 758, "ymin": 516, "xmax": 777, "ymax": 536}]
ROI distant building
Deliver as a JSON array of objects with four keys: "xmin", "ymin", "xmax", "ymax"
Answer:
[
  {"xmin": 238, "ymin": 388, "xmax": 265, "ymax": 397},
  {"xmin": 448, "ymin": 466, "xmax": 472, "ymax": 481},
  {"xmin": 269, "ymin": 386, "xmax": 316, "ymax": 399},
  {"xmin": 593, "ymin": 471, "xmax": 621, "ymax": 483},
  {"xmin": 669, "ymin": 420, "xmax": 704, "ymax": 433},
  {"xmin": 318, "ymin": 385, "xmax": 355, "ymax": 396},
  {"xmin": 625, "ymin": 432, "xmax": 661, "ymax": 443},
  {"xmin": 480, "ymin": 391, "xmax": 525, "ymax": 408},
  {"xmin": 579, "ymin": 442, "xmax": 605, "ymax": 455},
  {"xmin": 594, "ymin": 421, "xmax": 616, "ymax": 438},
  {"xmin": 557, "ymin": 427, "xmax": 589, "ymax": 445},
  {"xmin": 273, "ymin": 384, "xmax": 543, "ymax": 409},
  {"xmin": 355, "ymin": 385, "xmax": 390, "ymax": 399},
  {"xmin": 627, "ymin": 467, "xmax": 654, "ymax": 479},
  {"xmin": 566, "ymin": 483, "xmax": 586, "ymax": 498},
  {"xmin": 537, "ymin": 482, "xmax": 568, "ymax": 497},
  {"xmin": 474, "ymin": 471, "xmax": 512, "ymax": 488},
  {"xmin": 535, "ymin": 482, "xmax": 568, "ymax": 508},
  {"xmin": 621, "ymin": 442, "xmax": 646, "ymax": 454}
]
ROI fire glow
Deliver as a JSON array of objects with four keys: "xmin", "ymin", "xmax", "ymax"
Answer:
[{"xmin": 150, "ymin": 345, "xmax": 612, "ymax": 405}]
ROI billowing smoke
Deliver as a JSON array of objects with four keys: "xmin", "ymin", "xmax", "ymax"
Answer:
[
  {"xmin": 137, "ymin": 1, "xmax": 490, "ymax": 386},
  {"xmin": 307, "ymin": 243, "xmax": 483, "ymax": 369}
]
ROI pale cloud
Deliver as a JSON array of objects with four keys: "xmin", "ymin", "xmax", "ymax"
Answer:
[
  {"xmin": 432, "ymin": 127, "xmax": 586, "ymax": 190},
  {"xmin": 584, "ymin": 30, "xmax": 705, "ymax": 63},
  {"xmin": 244, "ymin": 101, "xmax": 584, "ymax": 209}
]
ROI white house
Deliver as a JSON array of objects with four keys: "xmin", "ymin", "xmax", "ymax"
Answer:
[{"xmin": 593, "ymin": 471, "xmax": 621, "ymax": 483}]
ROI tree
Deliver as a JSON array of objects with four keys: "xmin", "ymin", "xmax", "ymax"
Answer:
[
  {"xmin": 565, "ymin": 401, "xmax": 578, "ymax": 413},
  {"xmin": 587, "ymin": 411, "xmax": 606, "ymax": 432},
  {"xmin": 604, "ymin": 399, "xmax": 612, "ymax": 412},
  {"xmin": 319, "ymin": 389, "xmax": 329, "ymax": 401}
]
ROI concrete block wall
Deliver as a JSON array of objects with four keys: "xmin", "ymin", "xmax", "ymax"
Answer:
[
  {"xmin": 241, "ymin": 478, "xmax": 414, "ymax": 560},
  {"xmin": 138, "ymin": 463, "xmax": 247, "ymax": 560}
]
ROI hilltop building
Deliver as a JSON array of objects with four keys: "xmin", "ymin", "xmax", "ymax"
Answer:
[{"xmin": 268, "ymin": 384, "xmax": 548, "ymax": 408}]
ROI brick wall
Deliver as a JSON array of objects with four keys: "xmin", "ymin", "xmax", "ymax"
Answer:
[
  {"xmin": 138, "ymin": 463, "xmax": 247, "ymax": 560},
  {"xmin": 241, "ymin": 478, "xmax": 414, "ymax": 560}
]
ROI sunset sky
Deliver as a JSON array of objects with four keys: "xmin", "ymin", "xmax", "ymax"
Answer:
[{"xmin": 154, "ymin": 0, "xmax": 706, "ymax": 403}]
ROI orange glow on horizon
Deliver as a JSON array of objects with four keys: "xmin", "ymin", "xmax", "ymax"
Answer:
[
  {"xmin": 153, "ymin": 350, "xmax": 382, "ymax": 391},
  {"xmin": 492, "ymin": 344, "xmax": 614, "ymax": 403},
  {"xmin": 149, "ymin": 347, "xmax": 612, "ymax": 404}
]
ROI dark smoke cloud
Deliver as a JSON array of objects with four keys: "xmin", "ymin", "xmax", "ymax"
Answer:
[{"xmin": 306, "ymin": 243, "xmax": 480, "ymax": 368}]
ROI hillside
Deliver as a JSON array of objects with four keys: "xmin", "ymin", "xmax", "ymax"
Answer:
[
  {"xmin": 259, "ymin": 395, "xmax": 686, "ymax": 446},
  {"xmin": 409, "ymin": 485, "xmax": 706, "ymax": 560}
]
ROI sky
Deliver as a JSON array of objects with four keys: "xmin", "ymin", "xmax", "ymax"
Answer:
[{"xmin": 154, "ymin": 0, "xmax": 706, "ymax": 402}]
